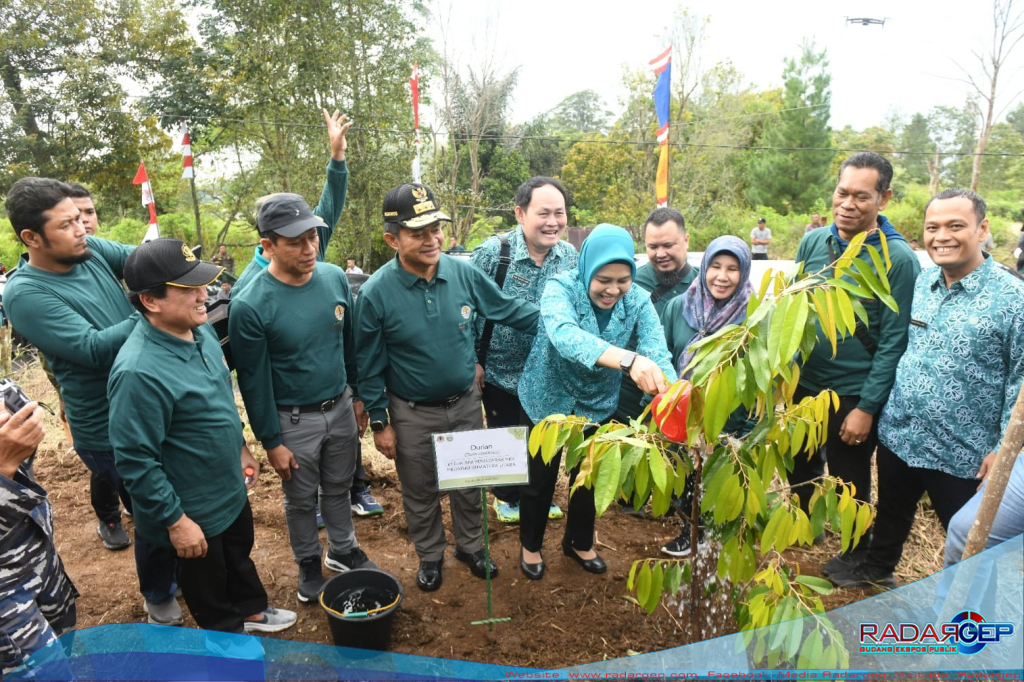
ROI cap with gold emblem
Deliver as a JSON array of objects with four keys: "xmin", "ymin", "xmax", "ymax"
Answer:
[
  {"xmin": 382, "ymin": 183, "xmax": 451, "ymax": 229},
  {"xmin": 124, "ymin": 237, "xmax": 225, "ymax": 291}
]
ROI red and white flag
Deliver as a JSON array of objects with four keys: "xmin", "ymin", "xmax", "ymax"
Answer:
[
  {"xmin": 410, "ymin": 63, "xmax": 420, "ymax": 131},
  {"xmin": 180, "ymin": 124, "xmax": 194, "ymax": 179},
  {"xmin": 132, "ymin": 161, "xmax": 160, "ymax": 243},
  {"xmin": 410, "ymin": 63, "xmax": 422, "ymax": 183}
]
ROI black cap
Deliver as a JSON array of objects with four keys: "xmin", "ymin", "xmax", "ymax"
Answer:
[
  {"xmin": 257, "ymin": 193, "xmax": 328, "ymax": 238},
  {"xmin": 124, "ymin": 238, "xmax": 224, "ymax": 291},
  {"xmin": 382, "ymin": 183, "xmax": 451, "ymax": 229},
  {"xmin": 757, "ymin": 217, "xmax": 766, "ymax": 224}
]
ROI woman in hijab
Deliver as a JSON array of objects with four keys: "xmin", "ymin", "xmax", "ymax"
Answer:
[
  {"xmin": 517, "ymin": 224, "xmax": 676, "ymax": 580},
  {"xmin": 658, "ymin": 235, "xmax": 754, "ymax": 557}
]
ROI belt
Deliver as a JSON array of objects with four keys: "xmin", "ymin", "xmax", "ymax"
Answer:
[
  {"xmin": 279, "ymin": 392, "xmax": 346, "ymax": 414},
  {"xmin": 392, "ymin": 387, "xmax": 471, "ymax": 409}
]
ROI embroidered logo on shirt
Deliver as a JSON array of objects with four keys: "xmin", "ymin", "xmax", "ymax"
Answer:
[
  {"xmin": 335, "ymin": 305, "xmax": 345, "ymax": 321},
  {"xmin": 460, "ymin": 305, "xmax": 471, "ymax": 319}
]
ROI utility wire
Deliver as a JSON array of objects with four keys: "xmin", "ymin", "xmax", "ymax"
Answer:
[{"xmin": 4, "ymin": 98, "xmax": 1023, "ymax": 158}]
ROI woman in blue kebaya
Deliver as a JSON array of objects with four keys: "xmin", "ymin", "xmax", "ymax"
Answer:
[{"xmin": 517, "ymin": 224, "xmax": 676, "ymax": 580}]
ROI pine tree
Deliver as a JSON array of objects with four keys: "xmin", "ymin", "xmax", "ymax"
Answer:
[{"xmin": 747, "ymin": 42, "xmax": 834, "ymax": 214}]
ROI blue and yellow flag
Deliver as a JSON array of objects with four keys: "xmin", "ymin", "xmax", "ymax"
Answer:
[{"xmin": 650, "ymin": 47, "xmax": 672, "ymax": 207}]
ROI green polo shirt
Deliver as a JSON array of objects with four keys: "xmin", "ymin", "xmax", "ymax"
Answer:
[
  {"xmin": 355, "ymin": 254, "xmax": 540, "ymax": 422},
  {"xmin": 614, "ymin": 262, "xmax": 699, "ymax": 422},
  {"xmin": 4, "ymin": 237, "xmax": 137, "ymax": 450},
  {"xmin": 795, "ymin": 221, "xmax": 919, "ymax": 414},
  {"xmin": 229, "ymin": 262, "xmax": 357, "ymax": 449},
  {"xmin": 108, "ymin": 320, "xmax": 246, "ymax": 547}
]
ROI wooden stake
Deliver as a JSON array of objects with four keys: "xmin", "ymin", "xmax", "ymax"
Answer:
[{"xmin": 961, "ymin": 380, "xmax": 1024, "ymax": 559}]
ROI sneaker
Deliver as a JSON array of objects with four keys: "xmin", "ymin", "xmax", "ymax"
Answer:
[
  {"xmin": 493, "ymin": 499, "xmax": 520, "ymax": 523},
  {"xmin": 827, "ymin": 562, "xmax": 896, "ymax": 590},
  {"xmin": 661, "ymin": 531, "xmax": 693, "ymax": 557},
  {"xmin": 97, "ymin": 521, "xmax": 131, "ymax": 551},
  {"xmin": 547, "ymin": 503, "xmax": 563, "ymax": 520},
  {"xmin": 324, "ymin": 546, "xmax": 379, "ymax": 572},
  {"xmin": 297, "ymin": 556, "xmax": 324, "ymax": 603},
  {"xmin": 144, "ymin": 598, "xmax": 184, "ymax": 626},
  {"xmin": 243, "ymin": 606, "xmax": 297, "ymax": 633},
  {"xmin": 351, "ymin": 487, "xmax": 384, "ymax": 517}
]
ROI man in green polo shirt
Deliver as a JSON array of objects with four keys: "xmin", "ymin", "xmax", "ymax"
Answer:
[
  {"xmin": 230, "ymin": 108, "xmax": 384, "ymax": 519},
  {"xmin": 4, "ymin": 177, "xmax": 179, "ymax": 625},
  {"xmin": 355, "ymin": 182, "xmax": 539, "ymax": 592},
  {"xmin": 109, "ymin": 238, "xmax": 296, "ymax": 635},
  {"xmin": 231, "ymin": 194, "xmax": 376, "ymax": 605},
  {"xmin": 789, "ymin": 152, "xmax": 920, "ymax": 576}
]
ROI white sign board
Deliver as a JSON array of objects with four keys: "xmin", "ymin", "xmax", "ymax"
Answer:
[{"xmin": 433, "ymin": 426, "xmax": 530, "ymax": 491}]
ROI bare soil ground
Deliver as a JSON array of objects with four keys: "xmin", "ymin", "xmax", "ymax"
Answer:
[{"xmin": 17, "ymin": 360, "xmax": 947, "ymax": 670}]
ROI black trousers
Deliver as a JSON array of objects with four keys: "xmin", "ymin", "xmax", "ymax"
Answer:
[
  {"xmin": 176, "ymin": 499, "xmax": 268, "ymax": 633},
  {"xmin": 866, "ymin": 443, "xmax": 978, "ymax": 572},
  {"xmin": 483, "ymin": 383, "xmax": 525, "ymax": 504},
  {"xmin": 520, "ymin": 416, "xmax": 595, "ymax": 553},
  {"xmin": 90, "ymin": 471, "xmax": 122, "ymax": 525},
  {"xmin": 752, "ymin": 253, "xmax": 769, "ymax": 261},
  {"xmin": 789, "ymin": 386, "xmax": 877, "ymax": 518}
]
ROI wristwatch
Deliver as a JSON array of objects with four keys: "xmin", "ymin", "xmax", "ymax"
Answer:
[
  {"xmin": 619, "ymin": 351, "xmax": 637, "ymax": 372},
  {"xmin": 370, "ymin": 419, "xmax": 389, "ymax": 433}
]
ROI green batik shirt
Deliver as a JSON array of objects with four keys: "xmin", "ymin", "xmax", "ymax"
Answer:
[
  {"xmin": 879, "ymin": 256, "xmax": 1024, "ymax": 478},
  {"xmin": 470, "ymin": 228, "xmax": 577, "ymax": 394}
]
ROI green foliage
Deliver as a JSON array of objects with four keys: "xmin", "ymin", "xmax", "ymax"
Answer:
[
  {"xmin": 747, "ymin": 41, "xmax": 834, "ymax": 214},
  {"xmin": 527, "ymin": 232, "xmax": 895, "ymax": 668},
  {"xmin": 0, "ymin": 0, "xmax": 188, "ymax": 209}
]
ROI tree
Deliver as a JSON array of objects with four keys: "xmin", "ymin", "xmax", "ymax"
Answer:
[
  {"xmin": 479, "ymin": 146, "xmax": 529, "ymax": 228},
  {"xmin": 748, "ymin": 41, "xmax": 834, "ymax": 214},
  {"xmin": 0, "ymin": 0, "xmax": 191, "ymax": 212},
  {"xmin": 142, "ymin": 0, "xmax": 435, "ymax": 264},
  {"xmin": 1008, "ymin": 101, "xmax": 1024, "ymax": 136},
  {"xmin": 530, "ymin": 233, "xmax": 894, "ymax": 668},
  {"xmin": 549, "ymin": 90, "xmax": 613, "ymax": 134},
  {"xmin": 951, "ymin": 0, "xmax": 1024, "ymax": 191},
  {"xmin": 897, "ymin": 113, "xmax": 935, "ymax": 186},
  {"xmin": 978, "ymin": 122, "xmax": 1024, "ymax": 190},
  {"xmin": 928, "ymin": 105, "xmax": 978, "ymax": 189}
]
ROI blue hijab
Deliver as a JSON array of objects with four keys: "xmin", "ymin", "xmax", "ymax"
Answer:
[
  {"xmin": 677, "ymin": 235, "xmax": 753, "ymax": 377},
  {"xmin": 578, "ymin": 224, "xmax": 637, "ymax": 330}
]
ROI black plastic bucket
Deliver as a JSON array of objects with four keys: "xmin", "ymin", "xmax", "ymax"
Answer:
[{"xmin": 319, "ymin": 568, "xmax": 403, "ymax": 651}]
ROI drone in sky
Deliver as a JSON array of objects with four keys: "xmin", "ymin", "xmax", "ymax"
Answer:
[{"xmin": 846, "ymin": 16, "xmax": 887, "ymax": 27}]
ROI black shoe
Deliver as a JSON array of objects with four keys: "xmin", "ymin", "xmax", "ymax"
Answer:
[
  {"xmin": 617, "ymin": 499, "xmax": 646, "ymax": 518},
  {"xmin": 822, "ymin": 547, "xmax": 869, "ymax": 578},
  {"xmin": 97, "ymin": 521, "xmax": 131, "ymax": 551},
  {"xmin": 827, "ymin": 562, "xmax": 896, "ymax": 590},
  {"xmin": 324, "ymin": 546, "xmax": 379, "ymax": 572},
  {"xmin": 561, "ymin": 540, "xmax": 607, "ymax": 574},
  {"xmin": 417, "ymin": 559, "xmax": 443, "ymax": 591},
  {"xmin": 661, "ymin": 531, "xmax": 692, "ymax": 557},
  {"xmin": 454, "ymin": 547, "xmax": 499, "ymax": 579},
  {"xmin": 297, "ymin": 555, "xmax": 324, "ymax": 603},
  {"xmin": 520, "ymin": 549, "xmax": 544, "ymax": 580}
]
